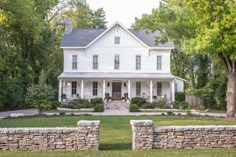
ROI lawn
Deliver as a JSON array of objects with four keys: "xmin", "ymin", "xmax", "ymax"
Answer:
[{"xmin": 0, "ymin": 115, "xmax": 236, "ymax": 157}]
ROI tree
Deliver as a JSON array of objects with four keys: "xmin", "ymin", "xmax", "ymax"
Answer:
[
  {"xmin": 25, "ymin": 70, "xmax": 56, "ymax": 113},
  {"xmin": 134, "ymin": 0, "xmax": 236, "ymax": 118},
  {"xmin": 91, "ymin": 8, "xmax": 107, "ymax": 28}
]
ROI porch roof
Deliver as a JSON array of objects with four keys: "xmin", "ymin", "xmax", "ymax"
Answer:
[{"xmin": 58, "ymin": 72, "xmax": 181, "ymax": 80}]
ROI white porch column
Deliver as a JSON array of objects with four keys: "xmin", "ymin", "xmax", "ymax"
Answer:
[
  {"xmin": 102, "ymin": 80, "xmax": 106, "ymax": 100},
  {"xmin": 171, "ymin": 80, "xmax": 175, "ymax": 102},
  {"xmin": 58, "ymin": 79, "xmax": 62, "ymax": 102},
  {"xmin": 128, "ymin": 80, "xmax": 131, "ymax": 99},
  {"xmin": 150, "ymin": 80, "xmax": 153, "ymax": 102},
  {"xmin": 81, "ymin": 80, "xmax": 84, "ymax": 99}
]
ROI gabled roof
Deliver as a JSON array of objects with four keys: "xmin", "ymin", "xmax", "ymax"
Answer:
[{"xmin": 60, "ymin": 21, "xmax": 174, "ymax": 49}]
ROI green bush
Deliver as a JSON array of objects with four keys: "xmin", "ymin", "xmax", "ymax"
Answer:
[
  {"xmin": 141, "ymin": 102, "xmax": 157, "ymax": 109},
  {"xmin": 73, "ymin": 99, "xmax": 90, "ymax": 105},
  {"xmin": 175, "ymin": 92, "xmax": 185, "ymax": 102},
  {"xmin": 129, "ymin": 104, "xmax": 140, "ymax": 112},
  {"xmin": 50, "ymin": 101, "xmax": 61, "ymax": 109},
  {"xmin": 94, "ymin": 104, "xmax": 104, "ymax": 112},
  {"xmin": 156, "ymin": 100, "xmax": 167, "ymax": 108},
  {"xmin": 175, "ymin": 101, "xmax": 189, "ymax": 110},
  {"xmin": 67, "ymin": 102, "xmax": 93, "ymax": 109},
  {"xmin": 166, "ymin": 111, "xmax": 175, "ymax": 116},
  {"xmin": 90, "ymin": 97, "xmax": 103, "ymax": 105},
  {"xmin": 131, "ymin": 97, "xmax": 146, "ymax": 107}
]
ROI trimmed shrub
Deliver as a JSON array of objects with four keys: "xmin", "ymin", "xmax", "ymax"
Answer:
[
  {"xmin": 156, "ymin": 100, "xmax": 167, "ymax": 108},
  {"xmin": 129, "ymin": 104, "xmax": 140, "ymax": 112},
  {"xmin": 175, "ymin": 92, "xmax": 185, "ymax": 102},
  {"xmin": 176, "ymin": 101, "xmax": 189, "ymax": 110},
  {"xmin": 50, "ymin": 101, "xmax": 61, "ymax": 109},
  {"xmin": 166, "ymin": 111, "xmax": 175, "ymax": 116},
  {"xmin": 73, "ymin": 98, "xmax": 89, "ymax": 105},
  {"xmin": 141, "ymin": 102, "xmax": 157, "ymax": 109},
  {"xmin": 94, "ymin": 104, "xmax": 104, "ymax": 112},
  {"xmin": 90, "ymin": 97, "xmax": 103, "ymax": 105},
  {"xmin": 66, "ymin": 102, "xmax": 93, "ymax": 109},
  {"xmin": 131, "ymin": 97, "xmax": 146, "ymax": 107}
]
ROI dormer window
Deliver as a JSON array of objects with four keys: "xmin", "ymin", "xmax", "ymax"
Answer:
[{"xmin": 114, "ymin": 36, "xmax": 120, "ymax": 44}]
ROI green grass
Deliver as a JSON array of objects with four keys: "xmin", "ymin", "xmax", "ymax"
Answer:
[{"xmin": 0, "ymin": 115, "xmax": 236, "ymax": 156}]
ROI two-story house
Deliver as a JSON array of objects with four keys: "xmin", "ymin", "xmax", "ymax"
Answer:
[{"xmin": 58, "ymin": 21, "xmax": 184, "ymax": 102}]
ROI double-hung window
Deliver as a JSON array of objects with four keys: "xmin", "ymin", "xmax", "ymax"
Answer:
[
  {"xmin": 136, "ymin": 82, "xmax": 141, "ymax": 97},
  {"xmin": 93, "ymin": 82, "xmax": 98, "ymax": 96},
  {"xmin": 114, "ymin": 55, "xmax": 120, "ymax": 70},
  {"xmin": 157, "ymin": 82, "xmax": 162, "ymax": 96},
  {"xmin": 156, "ymin": 56, "xmax": 162, "ymax": 70},
  {"xmin": 71, "ymin": 81, "xmax": 77, "ymax": 95},
  {"xmin": 93, "ymin": 55, "xmax": 98, "ymax": 69},
  {"xmin": 114, "ymin": 36, "xmax": 120, "ymax": 44},
  {"xmin": 72, "ymin": 55, "xmax": 77, "ymax": 69},
  {"xmin": 136, "ymin": 55, "xmax": 141, "ymax": 70}
]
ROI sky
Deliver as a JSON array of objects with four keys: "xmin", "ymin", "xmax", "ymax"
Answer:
[{"xmin": 86, "ymin": 0, "xmax": 160, "ymax": 28}]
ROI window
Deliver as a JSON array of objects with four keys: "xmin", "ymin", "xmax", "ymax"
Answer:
[
  {"xmin": 114, "ymin": 55, "xmax": 120, "ymax": 69},
  {"xmin": 157, "ymin": 82, "xmax": 162, "ymax": 96},
  {"xmin": 93, "ymin": 55, "xmax": 98, "ymax": 69},
  {"xmin": 156, "ymin": 56, "xmax": 162, "ymax": 70},
  {"xmin": 93, "ymin": 82, "xmax": 98, "ymax": 96},
  {"xmin": 72, "ymin": 81, "xmax": 77, "ymax": 95},
  {"xmin": 72, "ymin": 55, "xmax": 77, "ymax": 69},
  {"xmin": 136, "ymin": 55, "xmax": 141, "ymax": 70},
  {"xmin": 136, "ymin": 82, "xmax": 141, "ymax": 96},
  {"xmin": 175, "ymin": 83, "xmax": 178, "ymax": 93},
  {"xmin": 114, "ymin": 36, "xmax": 120, "ymax": 44}
]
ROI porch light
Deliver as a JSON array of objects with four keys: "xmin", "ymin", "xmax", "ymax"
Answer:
[{"xmin": 107, "ymin": 82, "xmax": 110, "ymax": 87}]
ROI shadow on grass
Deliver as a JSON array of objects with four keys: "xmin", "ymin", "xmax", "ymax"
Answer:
[{"xmin": 100, "ymin": 143, "xmax": 132, "ymax": 150}]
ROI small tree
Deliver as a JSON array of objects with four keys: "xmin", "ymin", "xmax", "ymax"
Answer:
[{"xmin": 25, "ymin": 71, "xmax": 56, "ymax": 113}]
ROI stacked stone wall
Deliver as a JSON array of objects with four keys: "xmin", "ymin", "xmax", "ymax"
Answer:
[
  {"xmin": 131, "ymin": 120, "xmax": 236, "ymax": 150},
  {"xmin": 0, "ymin": 120, "xmax": 100, "ymax": 151}
]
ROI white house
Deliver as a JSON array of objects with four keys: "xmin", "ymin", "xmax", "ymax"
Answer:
[{"xmin": 58, "ymin": 21, "xmax": 185, "ymax": 102}]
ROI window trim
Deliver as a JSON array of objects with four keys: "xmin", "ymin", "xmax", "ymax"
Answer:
[
  {"xmin": 72, "ymin": 55, "xmax": 77, "ymax": 70},
  {"xmin": 136, "ymin": 55, "xmax": 141, "ymax": 70},
  {"xmin": 136, "ymin": 82, "xmax": 141, "ymax": 97},
  {"xmin": 156, "ymin": 56, "xmax": 162, "ymax": 70},
  {"xmin": 114, "ymin": 36, "xmax": 120, "ymax": 44},
  {"xmin": 71, "ymin": 81, "xmax": 77, "ymax": 95},
  {"xmin": 93, "ymin": 82, "xmax": 98, "ymax": 96},
  {"xmin": 157, "ymin": 82, "xmax": 162, "ymax": 96},
  {"xmin": 114, "ymin": 55, "xmax": 120, "ymax": 70},
  {"xmin": 93, "ymin": 55, "xmax": 98, "ymax": 70}
]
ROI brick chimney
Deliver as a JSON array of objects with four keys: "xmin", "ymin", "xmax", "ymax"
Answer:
[{"xmin": 64, "ymin": 19, "xmax": 73, "ymax": 34}]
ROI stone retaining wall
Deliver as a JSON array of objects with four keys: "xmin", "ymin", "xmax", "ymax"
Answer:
[
  {"xmin": 0, "ymin": 120, "xmax": 100, "ymax": 151},
  {"xmin": 130, "ymin": 120, "xmax": 236, "ymax": 150}
]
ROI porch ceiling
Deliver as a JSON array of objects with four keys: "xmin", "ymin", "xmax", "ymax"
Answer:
[{"xmin": 58, "ymin": 72, "xmax": 178, "ymax": 80}]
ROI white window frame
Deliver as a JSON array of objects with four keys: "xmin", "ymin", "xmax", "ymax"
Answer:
[
  {"xmin": 114, "ymin": 55, "xmax": 120, "ymax": 70},
  {"xmin": 157, "ymin": 56, "xmax": 162, "ymax": 70},
  {"xmin": 114, "ymin": 36, "xmax": 120, "ymax": 44},
  {"xmin": 71, "ymin": 81, "xmax": 77, "ymax": 95},
  {"xmin": 136, "ymin": 82, "xmax": 141, "ymax": 97},
  {"xmin": 93, "ymin": 82, "xmax": 98, "ymax": 96},
  {"xmin": 72, "ymin": 55, "xmax": 77, "ymax": 70},
  {"xmin": 136, "ymin": 55, "xmax": 141, "ymax": 70},
  {"xmin": 157, "ymin": 82, "xmax": 162, "ymax": 96},
  {"xmin": 93, "ymin": 55, "xmax": 98, "ymax": 70}
]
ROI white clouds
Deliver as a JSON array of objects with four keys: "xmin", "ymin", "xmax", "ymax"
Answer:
[{"xmin": 87, "ymin": 0, "xmax": 160, "ymax": 28}]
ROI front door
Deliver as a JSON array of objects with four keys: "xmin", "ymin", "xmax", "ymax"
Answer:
[{"xmin": 112, "ymin": 82, "xmax": 122, "ymax": 100}]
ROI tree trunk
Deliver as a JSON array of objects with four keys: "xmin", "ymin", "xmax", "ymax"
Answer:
[{"xmin": 226, "ymin": 72, "xmax": 236, "ymax": 119}]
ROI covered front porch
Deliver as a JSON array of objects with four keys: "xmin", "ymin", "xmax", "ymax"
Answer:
[{"xmin": 58, "ymin": 78, "xmax": 176, "ymax": 102}]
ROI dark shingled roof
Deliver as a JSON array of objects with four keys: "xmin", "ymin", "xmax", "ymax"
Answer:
[{"xmin": 60, "ymin": 28, "xmax": 174, "ymax": 48}]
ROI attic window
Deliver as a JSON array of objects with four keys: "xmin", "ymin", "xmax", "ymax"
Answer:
[{"xmin": 114, "ymin": 36, "xmax": 120, "ymax": 44}]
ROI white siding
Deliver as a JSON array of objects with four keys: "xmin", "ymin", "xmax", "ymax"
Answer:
[
  {"xmin": 63, "ymin": 25, "xmax": 171, "ymax": 73},
  {"xmin": 175, "ymin": 79, "xmax": 184, "ymax": 92}
]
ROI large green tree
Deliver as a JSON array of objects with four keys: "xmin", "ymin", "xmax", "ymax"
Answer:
[{"xmin": 134, "ymin": 0, "xmax": 236, "ymax": 118}]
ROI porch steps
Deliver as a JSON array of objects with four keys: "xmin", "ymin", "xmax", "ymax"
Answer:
[{"xmin": 105, "ymin": 101, "xmax": 129, "ymax": 110}]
